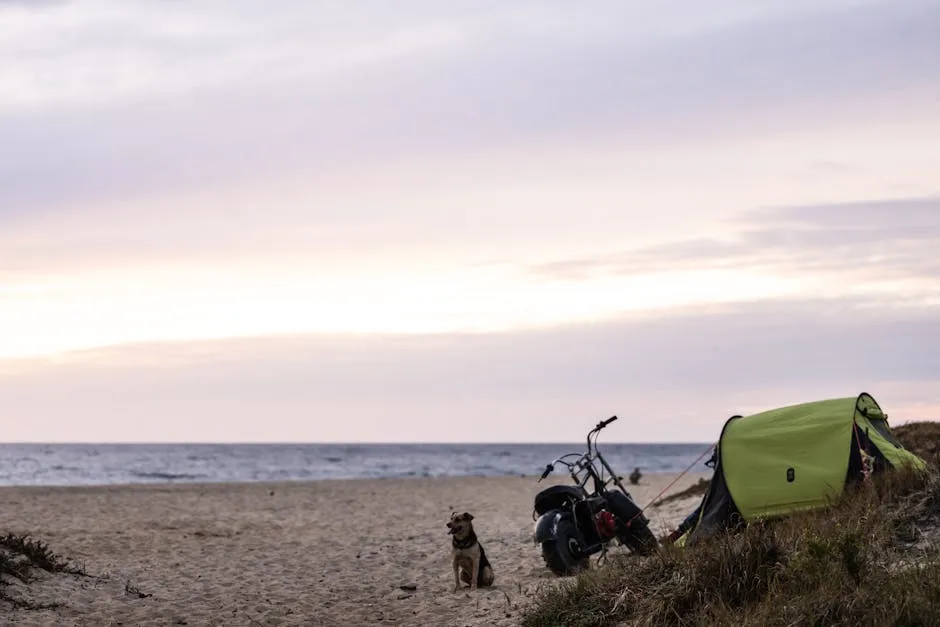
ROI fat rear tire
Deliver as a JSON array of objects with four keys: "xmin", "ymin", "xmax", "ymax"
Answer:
[{"xmin": 541, "ymin": 519, "xmax": 590, "ymax": 576}]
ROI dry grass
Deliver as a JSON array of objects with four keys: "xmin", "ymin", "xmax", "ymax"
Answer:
[
  {"xmin": 0, "ymin": 533, "xmax": 88, "ymax": 611},
  {"xmin": 894, "ymin": 421, "xmax": 940, "ymax": 467},
  {"xmin": 652, "ymin": 478, "xmax": 711, "ymax": 507},
  {"xmin": 523, "ymin": 422, "xmax": 940, "ymax": 627},
  {"xmin": 0, "ymin": 534, "xmax": 86, "ymax": 578}
]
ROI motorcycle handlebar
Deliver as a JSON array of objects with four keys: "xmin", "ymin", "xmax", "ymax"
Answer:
[
  {"xmin": 596, "ymin": 415, "xmax": 618, "ymax": 430},
  {"xmin": 539, "ymin": 464, "xmax": 554, "ymax": 481}
]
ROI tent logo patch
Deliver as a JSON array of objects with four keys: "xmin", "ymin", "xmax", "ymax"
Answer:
[{"xmin": 786, "ymin": 468, "xmax": 795, "ymax": 482}]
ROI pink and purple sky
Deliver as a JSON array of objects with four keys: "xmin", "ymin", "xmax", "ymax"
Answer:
[{"xmin": 1, "ymin": 0, "xmax": 938, "ymax": 442}]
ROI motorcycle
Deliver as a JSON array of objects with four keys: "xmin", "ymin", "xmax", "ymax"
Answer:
[{"xmin": 532, "ymin": 415, "xmax": 658, "ymax": 576}]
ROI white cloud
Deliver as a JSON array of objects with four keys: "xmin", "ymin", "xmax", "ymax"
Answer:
[
  {"xmin": 2, "ymin": 0, "xmax": 936, "ymax": 223},
  {"xmin": 1, "ymin": 195, "xmax": 937, "ymax": 360},
  {"xmin": 0, "ymin": 1, "xmax": 853, "ymax": 107},
  {"xmin": 0, "ymin": 0, "xmax": 478, "ymax": 110},
  {"xmin": 2, "ymin": 297, "xmax": 937, "ymax": 442},
  {"xmin": 0, "ymin": 0, "xmax": 937, "ymax": 440}
]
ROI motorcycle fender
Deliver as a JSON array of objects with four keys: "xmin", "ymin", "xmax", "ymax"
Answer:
[
  {"xmin": 533, "ymin": 511, "xmax": 564, "ymax": 544},
  {"xmin": 607, "ymin": 491, "xmax": 649, "ymax": 526}
]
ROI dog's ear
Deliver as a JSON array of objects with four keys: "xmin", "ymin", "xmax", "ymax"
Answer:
[{"xmin": 463, "ymin": 512, "xmax": 474, "ymax": 521}]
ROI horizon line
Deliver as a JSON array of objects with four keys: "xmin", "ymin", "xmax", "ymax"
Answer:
[{"xmin": 0, "ymin": 440, "xmax": 717, "ymax": 446}]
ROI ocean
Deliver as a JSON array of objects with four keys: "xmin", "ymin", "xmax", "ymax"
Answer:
[{"xmin": 0, "ymin": 442, "xmax": 714, "ymax": 487}]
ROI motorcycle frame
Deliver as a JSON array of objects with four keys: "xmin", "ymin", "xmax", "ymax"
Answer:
[{"xmin": 543, "ymin": 421, "xmax": 635, "ymax": 503}]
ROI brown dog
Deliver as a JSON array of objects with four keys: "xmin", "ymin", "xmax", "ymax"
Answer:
[{"xmin": 447, "ymin": 512, "xmax": 494, "ymax": 592}]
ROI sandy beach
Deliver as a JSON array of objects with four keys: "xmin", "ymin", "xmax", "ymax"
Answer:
[{"xmin": 0, "ymin": 473, "xmax": 707, "ymax": 626}]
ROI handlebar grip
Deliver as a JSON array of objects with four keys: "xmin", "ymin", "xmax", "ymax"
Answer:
[
  {"xmin": 540, "ymin": 464, "xmax": 554, "ymax": 480},
  {"xmin": 599, "ymin": 415, "xmax": 618, "ymax": 428}
]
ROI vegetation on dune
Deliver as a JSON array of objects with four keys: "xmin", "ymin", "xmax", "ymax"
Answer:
[
  {"xmin": 523, "ymin": 421, "xmax": 940, "ymax": 627},
  {"xmin": 652, "ymin": 478, "xmax": 711, "ymax": 507},
  {"xmin": 894, "ymin": 421, "xmax": 940, "ymax": 466},
  {"xmin": 0, "ymin": 534, "xmax": 85, "ymax": 578},
  {"xmin": 0, "ymin": 533, "xmax": 87, "ymax": 610}
]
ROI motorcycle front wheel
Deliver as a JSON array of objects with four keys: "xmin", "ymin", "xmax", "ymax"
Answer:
[
  {"xmin": 540, "ymin": 519, "xmax": 590, "ymax": 576},
  {"xmin": 605, "ymin": 492, "xmax": 659, "ymax": 556}
]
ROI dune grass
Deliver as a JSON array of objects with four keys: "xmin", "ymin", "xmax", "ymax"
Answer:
[
  {"xmin": 0, "ymin": 533, "xmax": 87, "ymax": 610},
  {"xmin": 893, "ymin": 421, "xmax": 940, "ymax": 467},
  {"xmin": 651, "ymin": 478, "xmax": 711, "ymax": 507},
  {"xmin": 523, "ymin": 424, "xmax": 940, "ymax": 627}
]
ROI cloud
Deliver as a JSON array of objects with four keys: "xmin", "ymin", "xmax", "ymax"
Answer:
[
  {"xmin": 2, "ymin": 297, "xmax": 938, "ymax": 442},
  {"xmin": 0, "ymin": 0, "xmax": 64, "ymax": 7},
  {"xmin": 1, "ymin": 2, "xmax": 937, "ymax": 443},
  {"xmin": 527, "ymin": 196, "xmax": 940, "ymax": 286},
  {"xmin": 2, "ymin": 195, "xmax": 936, "ymax": 361},
  {"xmin": 1, "ymin": 0, "xmax": 937, "ymax": 216}
]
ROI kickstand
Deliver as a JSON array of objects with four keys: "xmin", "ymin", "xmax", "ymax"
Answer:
[{"xmin": 596, "ymin": 546, "xmax": 609, "ymax": 567}]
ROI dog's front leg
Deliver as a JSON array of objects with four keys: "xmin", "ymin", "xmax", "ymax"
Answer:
[
  {"xmin": 470, "ymin": 557, "xmax": 480, "ymax": 591},
  {"xmin": 453, "ymin": 561, "xmax": 461, "ymax": 593}
]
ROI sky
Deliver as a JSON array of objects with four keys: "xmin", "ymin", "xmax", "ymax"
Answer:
[{"xmin": 1, "ymin": 0, "xmax": 938, "ymax": 442}]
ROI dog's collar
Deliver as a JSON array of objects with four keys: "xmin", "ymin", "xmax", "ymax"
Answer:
[{"xmin": 452, "ymin": 532, "xmax": 477, "ymax": 550}]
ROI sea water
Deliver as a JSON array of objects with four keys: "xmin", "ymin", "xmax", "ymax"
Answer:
[{"xmin": 0, "ymin": 442, "xmax": 713, "ymax": 487}]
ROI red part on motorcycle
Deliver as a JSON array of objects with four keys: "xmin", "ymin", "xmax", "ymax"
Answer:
[{"xmin": 594, "ymin": 509, "xmax": 617, "ymax": 539}]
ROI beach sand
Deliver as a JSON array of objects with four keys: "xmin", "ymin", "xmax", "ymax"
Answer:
[{"xmin": 0, "ymin": 472, "xmax": 708, "ymax": 626}]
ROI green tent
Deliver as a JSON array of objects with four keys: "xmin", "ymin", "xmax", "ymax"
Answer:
[{"xmin": 684, "ymin": 393, "xmax": 926, "ymax": 544}]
